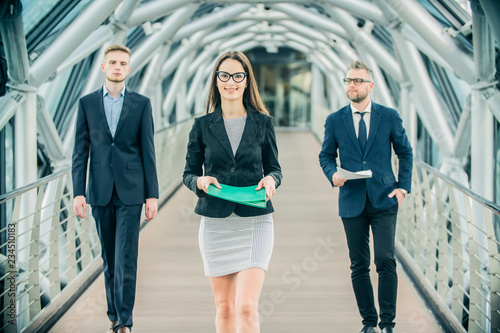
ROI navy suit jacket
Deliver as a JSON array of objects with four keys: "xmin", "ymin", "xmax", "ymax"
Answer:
[
  {"xmin": 319, "ymin": 102, "xmax": 413, "ymax": 218},
  {"xmin": 183, "ymin": 107, "xmax": 282, "ymax": 218},
  {"xmin": 72, "ymin": 87, "xmax": 159, "ymax": 206}
]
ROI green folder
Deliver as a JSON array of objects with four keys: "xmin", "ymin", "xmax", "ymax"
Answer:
[{"xmin": 206, "ymin": 183, "xmax": 267, "ymax": 208}]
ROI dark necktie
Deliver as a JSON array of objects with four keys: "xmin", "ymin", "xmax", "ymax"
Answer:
[{"xmin": 357, "ymin": 112, "xmax": 367, "ymax": 153}]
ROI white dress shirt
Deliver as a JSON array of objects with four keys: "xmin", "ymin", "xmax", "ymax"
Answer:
[{"xmin": 350, "ymin": 100, "xmax": 372, "ymax": 139}]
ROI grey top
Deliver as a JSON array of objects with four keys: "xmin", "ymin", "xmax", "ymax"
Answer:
[{"xmin": 224, "ymin": 115, "xmax": 247, "ymax": 155}]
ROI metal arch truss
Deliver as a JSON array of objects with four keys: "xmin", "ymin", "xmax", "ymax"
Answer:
[
  {"xmin": 0, "ymin": 0, "xmax": 497, "ymax": 190},
  {"xmin": 0, "ymin": 0, "xmax": 499, "ymax": 332}
]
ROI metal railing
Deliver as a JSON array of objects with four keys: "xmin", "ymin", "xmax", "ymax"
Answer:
[
  {"xmin": 397, "ymin": 160, "xmax": 500, "ymax": 333},
  {"xmin": 0, "ymin": 118, "xmax": 193, "ymax": 333},
  {"xmin": 0, "ymin": 169, "xmax": 92, "ymax": 333}
]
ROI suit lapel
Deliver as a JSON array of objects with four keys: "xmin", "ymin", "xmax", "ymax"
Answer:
[
  {"xmin": 94, "ymin": 88, "xmax": 113, "ymax": 139},
  {"xmin": 113, "ymin": 87, "xmax": 131, "ymax": 138},
  {"xmin": 234, "ymin": 109, "xmax": 261, "ymax": 162},
  {"xmin": 365, "ymin": 103, "xmax": 380, "ymax": 154},
  {"xmin": 342, "ymin": 106, "xmax": 363, "ymax": 156},
  {"xmin": 209, "ymin": 107, "xmax": 235, "ymax": 160}
]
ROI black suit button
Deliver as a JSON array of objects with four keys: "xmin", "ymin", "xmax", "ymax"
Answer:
[
  {"xmin": 111, "ymin": 143, "xmax": 115, "ymax": 146},
  {"xmin": 363, "ymin": 161, "xmax": 367, "ymax": 165},
  {"xmin": 230, "ymin": 167, "xmax": 235, "ymax": 173}
]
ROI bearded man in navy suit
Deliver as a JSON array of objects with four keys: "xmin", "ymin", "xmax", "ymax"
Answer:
[
  {"xmin": 72, "ymin": 44, "xmax": 159, "ymax": 333},
  {"xmin": 319, "ymin": 60, "xmax": 413, "ymax": 333}
]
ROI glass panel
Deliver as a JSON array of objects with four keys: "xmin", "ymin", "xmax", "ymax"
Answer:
[
  {"xmin": 38, "ymin": 68, "xmax": 72, "ymax": 118},
  {"xmin": 24, "ymin": 0, "xmax": 92, "ymax": 55},
  {"xmin": 248, "ymin": 48, "xmax": 311, "ymax": 128},
  {"xmin": 443, "ymin": 68, "xmax": 470, "ymax": 110},
  {"xmin": 289, "ymin": 63, "xmax": 311, "ymax": 128},
  {"xmin": 495, "ymin": 122, "xmax": 500, "ymax": 242},
  {"xmin": 22, "ymin": 0, "xmax": 62, "ymax": 35},
  {"xmin": 4, "ymin": 121, "xmax": 13, "ymax": 195},
  {"xmin": 496, "ymin": 122, "xmax": 500, "ymax": 207},
  {"xmin": 451, "ymin": 0, "xmax": 471, "ymax": 15},
  {"xmin": 418, "ymin": 0, "xmax": 471, "ymax": 28}
]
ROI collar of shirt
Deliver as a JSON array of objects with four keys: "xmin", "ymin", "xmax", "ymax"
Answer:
[
  {"xmin": 103, "ymin": 85, "xmax": 126, "ymax": 99},
  {"xmin": 350, "ymin": 100, "xmax": 372, "ymax": 114}
]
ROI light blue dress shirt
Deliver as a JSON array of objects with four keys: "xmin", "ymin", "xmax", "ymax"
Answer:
[{"xmin": 103, "ymin": 85, "xmax": 125, "ymax": 138}]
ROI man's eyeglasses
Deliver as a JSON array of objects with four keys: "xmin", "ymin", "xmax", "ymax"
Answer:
[
  {"xmin": 216, "ymin": 71, "xmax": 247, "ymax": 83},
  {"xmin": 343, "ymin": 78, "xmax": 372, "ymax": 86}
]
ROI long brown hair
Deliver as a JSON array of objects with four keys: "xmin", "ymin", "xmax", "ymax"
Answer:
[{"xmin": 205, "ymin": 51, "xmax": 268, "ymax": 115}]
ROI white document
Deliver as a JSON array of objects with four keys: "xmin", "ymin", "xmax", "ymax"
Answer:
[{"xmin": 337, "ymin": 166, "xmax": 372, "ymax": 180}]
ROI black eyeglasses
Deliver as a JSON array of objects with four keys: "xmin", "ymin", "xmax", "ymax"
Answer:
[
  {"xmin": 216, "ymin": 71, "xmax": 247, "ymax": 83},
  {"xmin": 343, "ymin": 78, "xmax": 372, "ymax": 86}
]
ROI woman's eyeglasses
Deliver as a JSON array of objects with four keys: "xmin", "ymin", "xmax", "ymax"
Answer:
[
  {"xmin": 216, "ymin": 71, "xmax": 247, "ymax": 83},
  {"xmin": 343, "ymin": 78, "xmax": 372, "ymax": 86}
]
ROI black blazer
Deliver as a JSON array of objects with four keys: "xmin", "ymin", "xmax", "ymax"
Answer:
[
  {"xmin": 183, "ymin": 107, "xmax": 282, "ymax": 218},
  {"xmin": 72, "ymin": 87, "xmax": 159, "ymax": 206}
]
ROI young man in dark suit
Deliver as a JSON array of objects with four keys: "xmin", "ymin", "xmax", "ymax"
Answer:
[
  {"xmin": 319, "ymin": 60, "xmax": 413, "ymax": 333},
  {"xmin": 72, "ymin": 44, "xmax": 159, "ymax": 333}
]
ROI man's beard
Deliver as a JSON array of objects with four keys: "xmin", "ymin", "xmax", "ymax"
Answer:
[
  {"xmin": 346, "ymin": 91, "xmax": 368, "ymax": 103},
  {"xmin": 106, "ymin": 75, "xmax": 126, "ymax": 83}
]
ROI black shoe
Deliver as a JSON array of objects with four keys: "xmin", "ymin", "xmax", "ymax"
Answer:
[
  {"xmin": 360, "ymin": 325, "xmax": 378, "ymax": 333},
  {"xmin": 382, "ymin": 327, "xmax": 393, "ymax": 333}
]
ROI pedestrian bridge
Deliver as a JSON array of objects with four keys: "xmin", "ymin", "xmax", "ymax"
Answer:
[
  {"xmin": 1, "ymin": 1, "xmax": 499, "ymax": 332},
  {"xmin": 49, "ymin": 131, "xmax": 443, "ymax": 333}
]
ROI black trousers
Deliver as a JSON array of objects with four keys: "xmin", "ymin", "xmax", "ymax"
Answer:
[
  {"xmin": 341, "ymin": 197, "xmax": 398, "ymax": 329},
  {"xmin": 91, "ymin": 186, "xmax": 142, "ymax": 330}
]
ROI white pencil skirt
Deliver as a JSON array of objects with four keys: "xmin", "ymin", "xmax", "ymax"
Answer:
[{"xmin": 199, "ymin": 213, "xmax": 274, "ymax": 277}]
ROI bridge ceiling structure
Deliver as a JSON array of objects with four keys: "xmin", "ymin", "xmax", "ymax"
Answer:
[{"xmin": 0, "ymin": 0, "xmax": 500, "ymax": 202}]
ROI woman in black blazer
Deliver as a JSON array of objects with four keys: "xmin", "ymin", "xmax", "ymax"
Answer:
[{"xmin": 183, "ymin": 51, "xmax": 282, "ymax": 332}]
